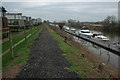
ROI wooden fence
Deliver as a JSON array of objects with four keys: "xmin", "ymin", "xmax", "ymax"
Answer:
[{"xmin": 0, "ymin": 26, "xmax": 39, "ymax": 58}]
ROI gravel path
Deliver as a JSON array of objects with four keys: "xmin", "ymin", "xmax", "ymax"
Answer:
[{"xmin": 16, "ymin": 24, "xmax": 79, "ymax": 78}]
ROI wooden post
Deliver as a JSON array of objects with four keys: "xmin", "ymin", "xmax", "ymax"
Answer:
[
  {"xmin": 24, "ymin": 26, "xmax": 27, "ymax": 43},
  {"xmin": 81, "ymin": 54, "xmax": 85, "ymax": 57},
  {"xmin": 107, "ymin": 52, "xmax": 110, "ymax": 62},
  {"xmin": 100, "ymin": 50, "xmax": 101, "ymax": 55},
  {"xmin": 9, "ymin": 29, "xmax": 14, "ymax": 58},
  {"xmin": 64, "ymin": 36, "xmax": 67, "ymax": 43},
  {"xmin": 108, "ymin": 44, "xmax": 110, "ymax": 48},
  {"xmin": 98, "ymin": 64, "xmax": 103, "ymax": 72},
  {"xmin": 31, "ymin": 26, "xmax": 33, "ymax": 34}
]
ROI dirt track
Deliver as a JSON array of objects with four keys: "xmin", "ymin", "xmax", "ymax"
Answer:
[{"xmin": 16, "ymin": 24, "xmax": 78, "ymax": 78}]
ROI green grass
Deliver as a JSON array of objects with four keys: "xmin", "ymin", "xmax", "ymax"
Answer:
[
  {"xmin": 10, "ymin": 27, "xmax": 33, "ymax": 37},
  {"xmin": 48, "ymin": 28, "xmax": 82, "ymax": 75},
  {"xmin": 2, "ymin": 42, "xmax": 30, "ymax": 69},
  {"xmin": 49, "ymin": 29, "xmax": 78, "ymax": 54},
  {"xmin": 11, "ymin": 32, "xmax": 20, "ymax": 37},
  {"xmin": 1, "ymin": 40, "xmax": 10, "ymax": 54},
  {"xmin": 2, "ymin": 25, "xmax": 42, "ymax": 71},
  {"xmin": 48, "ymin": 27, "xmax": 110, "ymax": 78}
]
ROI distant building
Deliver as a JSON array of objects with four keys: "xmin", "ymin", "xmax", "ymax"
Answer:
[
  {"xmin": 36, "ymin": 18, "xmax": 42, "ymax": 24},
  {"xmin": 25, "ymin": 17, "xmax": 32, "ymax": 27},
  {"xmin": 32, "ymin": 18, "xmax": 42, "ymax": 26},
  {"xmin": 118, "ymin": 1, "xmax": 120, "ymax": 24},
  {"xmin": 0, "ymin": 7, "xmax": 9, "ymax": 39},
  {"xmin": 0, "ymin": 7, "xmax": 8, "ymax": 29},
  {"xmin": 22, "ymin": 16, "xmax": 34, "ymax": 28},
  {"xmin": 22, "ymin": 16, "xmax": 26, "ymax": 27},
  {"xmin": 6, "ymin": 13, "xmax": 23, "ymax": 28},
  {"xmin": 31, "ymin": 18, "xmax": 36, "ymax": 26}
]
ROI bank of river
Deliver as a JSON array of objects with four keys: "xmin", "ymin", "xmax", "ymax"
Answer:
[
  {"xmin": 73, "ymin": 29, "xmax": 119, "ymax": 69},
  {"xmin": 50, "ymin": 25, "xmax": 119, "ymax": 78},
  {"xmin": 74, "ymin": 36, "xmax": 119, "ymax": 69}
]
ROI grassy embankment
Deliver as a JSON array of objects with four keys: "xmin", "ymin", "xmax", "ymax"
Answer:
[
  {"xmin": 48, "ymin": 27, "xmax": 110, "ymax": 78},
  {"xmin": 2, "ymin": 25, "xmax": 43, "ymax": 72}
]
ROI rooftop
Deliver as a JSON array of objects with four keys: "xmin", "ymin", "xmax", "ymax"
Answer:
[
  {"xmin": 0, "ymin": 7, "xmax": 7, "ymax": 12},
  {"xmin": 6, "ymin": 13, "xmax": 22, "ymax": 15}
]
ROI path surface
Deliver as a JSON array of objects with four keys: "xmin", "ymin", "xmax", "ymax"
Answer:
[{"xmin": 16, "ymin": 24, "xmax": 78, "ymax": 78}]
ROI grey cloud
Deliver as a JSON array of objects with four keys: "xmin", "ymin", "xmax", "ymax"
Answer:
[{"xmin": 2, "ymin": 2, "xmax": 118, "ymax": 22}]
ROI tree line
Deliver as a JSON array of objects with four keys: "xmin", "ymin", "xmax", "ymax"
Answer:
[
  {"xmin": 65, "ymin": 15, "xmax": 119, "ymax": 33},
  {"xmin": 102, "ymin": 15, "xmax": 119, "ymax": 32}
]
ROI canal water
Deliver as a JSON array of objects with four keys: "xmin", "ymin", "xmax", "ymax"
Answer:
[
  {"xmin": 73, "ymin": 30, "xmax": 120, "ymax": 69},
  {"xmin": 91, "ymin": 30, "xmax": 120, "ymax": 45}
]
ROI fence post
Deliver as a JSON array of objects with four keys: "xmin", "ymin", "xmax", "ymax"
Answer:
[
  {"xmin": 64, "ymin": 36, "xmax": 67, "ymax": 43},
  {"xmin": 100, "ymin": 48, "xmax": 102, "ymax": 56},
  {"xmin": 31, "ymin": 26, "xmax": 33, "ymax": 34},
  {"xmin": 24, "ymin": 26, "xmax": 27, "ymax": 43},
  {"xmin": 9, "ymin": 28, "xmax": 14, "ymax": 58},
  {"xmin": 107, "ymin": 52, "xmax": 110, "ymax": 62}
]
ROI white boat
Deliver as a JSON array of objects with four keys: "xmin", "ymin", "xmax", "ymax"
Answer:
[
  {"xmin": 70, "ymin": 28, "xmax": 76, "ymax": 33},
  {"xmin": 49, "ymin": 23, "xmax": 53, "ymax": 26},
  {"xmin": 113, "ymin": 42, "xmax": 120, "ymax": 49},
  {"xmin": 75, "ymin": 30, "xmax": 79, "ymax": 35},
  {"xmin": 55, "ymin": 24, "xmax": 59, "ymax": 28},
  {"xmin": 78, "ymin": 28, "xmax": 93, "ymax": 36},
  {"xmin": 92, "ymin": 33, "xmax": 109, "ymax": 41},
  {"xmin": 63, "ymin": 26, "xmax": 70, "ymax": 31}
]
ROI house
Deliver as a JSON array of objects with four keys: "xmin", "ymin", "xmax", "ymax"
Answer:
[
  {"xmin": 6, "ymin": 13, "xmax": 24, "ymax": 32},
  {"xmin": 22, "ymin": 16, "xmax": 27, "ymax": 28},
  {"xmin": 0, "ymin": 7, "xmax": 9, "ymax": 39},
  {"xmin": 25, "ymin": 17, "xmax": 32, "ymax": 28},
  {"xmin": 36, "ymin": 18, "xmax": 42, "ymax": 25},
  {"xmin": 31, "ymin": 18, "xmax": 36, "ymax": 26},
  {"xmin": 22, "ymin": 16, "xmax": 33, "ymax": 29},
  {"xmin": 32, "ymin": 18, "xmax": 38, "ymax": 26},
  {"xmin": 32, "ymin": 18, "xmax": 42, "ymax": 26}
]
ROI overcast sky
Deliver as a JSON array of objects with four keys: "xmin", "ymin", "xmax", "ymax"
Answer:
[{"xmin": 2, "ymin": 1, "xmax": 118, "ymax": 22}]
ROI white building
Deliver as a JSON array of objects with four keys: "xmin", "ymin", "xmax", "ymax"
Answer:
[{"xmin": 6, "ymin": 13, "xmax": 23, "ymax": 27}]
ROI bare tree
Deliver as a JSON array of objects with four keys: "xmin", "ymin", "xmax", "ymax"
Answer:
[
  {"xmin": 103, "ymin": 15, "xmax": 117, "ymax": 27},
  {"xmin": 102, "ymin": 15, "xmax": 118, "ymax": 32},
  {"xmin": 67, "ymin": 19, "xmax": 82, "ymax": 28}
]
